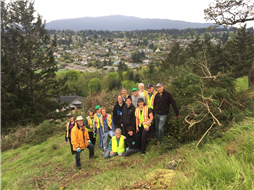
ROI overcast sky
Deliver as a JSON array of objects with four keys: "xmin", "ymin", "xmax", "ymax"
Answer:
[{"xmin": 6, "ymin": 0, "xmax": 254, "ymax": 27}]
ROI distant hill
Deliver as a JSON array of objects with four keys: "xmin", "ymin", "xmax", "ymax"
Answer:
[{"xmin": 45, "ymin": 15, "xmax": 214, "ymax": 31}]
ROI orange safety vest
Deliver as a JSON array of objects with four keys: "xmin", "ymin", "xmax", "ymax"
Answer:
[
  {"xmin": 135, "ymin": 105, "xmax": 150, "ymax": 127},
  {"xmin": 99, "ymin": 114, "xmax": 112, "ymax": 133}
]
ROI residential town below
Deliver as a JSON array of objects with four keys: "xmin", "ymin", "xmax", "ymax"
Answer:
[{"xmin": 49, "ymin": 28, "xmax": 237, "ymax": 74}]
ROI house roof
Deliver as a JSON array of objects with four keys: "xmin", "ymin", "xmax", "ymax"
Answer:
[{"xmin": 58, "ymin": 96, "xmax": 84, "ymax": 105}]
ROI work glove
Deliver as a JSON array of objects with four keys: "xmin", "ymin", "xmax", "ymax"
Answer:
[
  {"xmin": 126, "ymin": 147, "xmax": 129, "ymax": 151},
  {"xmin": 88, "ymin": 140, "xmax": 92, "ymax": 145},
  {"xmin": 65, "ymin": 138, "xmax": 67, "ymax": 142},
  {"xmin": 132, "ymin": 141, "xmax": 135, "ymax": 145},
  {"xmin": 76, "ymin": 147, "xmax": 81, "ymax": 152},
  {"xmin": 177, "ymin": 116, "xmax": 181, "ymax": 119}
]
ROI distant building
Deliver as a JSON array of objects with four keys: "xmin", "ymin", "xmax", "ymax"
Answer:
[{"xmin": 57, "ymin": 96, "xmax": 84, "ymax": 110}]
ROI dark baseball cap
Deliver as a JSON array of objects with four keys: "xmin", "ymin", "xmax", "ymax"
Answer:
[
  {"xmin": 137, "ymin": 98, "xmax": 144, "ymax": 103},
  {"xmin": 68, "ymin": 114, "xmax": 73, "ymax": 118},
  {"xmin": 147, "ymin": 83, "xmax": 153, "ymax": 88}
]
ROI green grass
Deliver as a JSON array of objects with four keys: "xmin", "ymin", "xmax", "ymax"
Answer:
[
  {"xmin": 1, "ymin": 133, "xmax": 169, "ymax": 190},
  {"xmin": 2, "ymin": 118, "xmax": 254, "ymax": 189},
  {"xmin": 236, "ymin": 76, "xmax": 248, "ymax": 91}
]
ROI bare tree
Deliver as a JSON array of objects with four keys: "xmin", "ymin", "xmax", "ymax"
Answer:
[{"xmin": 204, "ymin": 0, "xmax": 254, "ymax": 27}]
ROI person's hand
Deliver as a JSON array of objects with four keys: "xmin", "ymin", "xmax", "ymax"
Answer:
[
  {"xmin": 177, "ymin": 116, "xmax": 181, "ymax": 119},
  {"xmin": 132, "ymin": 141, "xmax": 135, "ymax": 145},
  {"xmin": 123, "ymin": 136, "xmax": 126, "ymax": 140},
  {"xmin": 93, "ymin": 131, "xmax": 95, "ymax": 133},
  {"xmin": 110, "ymin": 151, "xmax": 114, "ymax": 155},
  {"xmin": 136, "ymin": 127, "xmax": 139, "ymax": 132},
  {"xmin": 65, "ymin": 138, "xmax": 67, "ymax": 142},
  {"xmin": 90, "ymin": 125, "xmax": 93, "ymax": 129},
  {"xmin": 145, "ymin": 125, "xmax": 149, "ymax": 131},
  {"xmin": 101, "ymin": 135, "xmax": 104, "ymax": 139},
  {"xmin": 121, "ymin": 124, "xmax": 123, "ymax": 127},
  {"xmin": 88, "ymin": 140, "xmax": 92, "ymax": 145},
  {"xmin": 76, "ymin": 147, "xmax": 81, "ymax": 152},
  {"xmin": 126, "ymin": 147, "xmax": 129, "ymax": 151}
]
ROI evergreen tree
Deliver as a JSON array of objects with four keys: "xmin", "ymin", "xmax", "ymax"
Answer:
[
  {"xmin": 134, "ymin": 73, "xmax": 141, "ymax": 83},
  {"xmin": 231, "ymin": 24, "xmax": 254, "ymax": 78},
  {"xmin": 129, "ymin": 71, "xmax": 134, "ymax": 81},
  {"xmin": 1, "ymin": 1, "xmax": 67, "ymax": 129}
]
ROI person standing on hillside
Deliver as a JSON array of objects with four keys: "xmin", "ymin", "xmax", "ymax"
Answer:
[
  {"xmin": 93, "ymin": 105, "xmax": 103, "ymax": 151},
  {"xmin": 113, "ymin": 95, "xmax": 125, "ymax": 135},
  {"xmin": 154, "ymin": 83, "xmax": 180, "ymax": 145},
  {"xmin": 99, "ymin": 108, "xmax": 115, "ymax": 152},
  {"xmin": 135, "ymin": 98, "xmax": 153, "ymax": 157},
  {"xmin": 85, "ymin": 109, "xmax": 96, "ymax": 146},
  {"xmin": 65, "ymin": 115, "xmax": 77, "ymax": 155},
  {"xmin": 71, "ymin": 116, "xmax": 94, "ymax": 170},
  {"xmin": 146, "ymin": 84, "xmax": 157, "ymax": 141},
  {"xmin": 120, "ymin": 97, "xmax": 136, "ymax": 134},
  {"xmin": 138, "ymin": 83, "xmax": 148, "ymax": 99},
  {"xmin": 131, "ymin": 88, "xmax": 145, "ymax": 108},
  {"xmin": 121, "ymin": 88, "xmax": 130, "ymax": 102}
]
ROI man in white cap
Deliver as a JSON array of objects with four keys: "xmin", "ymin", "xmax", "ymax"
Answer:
[
  {"xmin": 154, "ymin": 83, "xmax": 180, "ymax": 145},
  {"xmin": 71, "ymin": 116, "xmax": 94, "ymax": 170}
]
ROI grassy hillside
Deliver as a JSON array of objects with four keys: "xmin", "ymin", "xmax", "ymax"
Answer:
[
  {"xmin": 236, "ymin": 76, "xmax": 249, "ymax": 91},
  {"xmin": 1, "ymin": 117, "xmax": 254, "ymax": 190}
]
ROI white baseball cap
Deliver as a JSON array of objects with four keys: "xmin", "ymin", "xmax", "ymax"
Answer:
[{"xmin": 76, "ymin": 116, "xmax": 84, "ymax": 121}]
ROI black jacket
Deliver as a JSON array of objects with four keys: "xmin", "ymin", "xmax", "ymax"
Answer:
[
  {"xmin": 124, "ymin": 133, "xmax": 140, "ymax": 149},
  {"xmin": 154, "ymin": 90, "xmax": 179, "ymax": 116},
  {"xmin": 120, "ymin": 103, "xmax": 136, "ymax": 127},
  {"xmin": 113, "ymin": 101, "xmax": 125, "ymax": 127}
]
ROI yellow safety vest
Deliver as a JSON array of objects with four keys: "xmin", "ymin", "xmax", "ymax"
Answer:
[
  {"xmin": 112, "ymin": 135, "xmax": 125, "ymax": 153},
  {"xmin": 147, "ymin": 91, "xmax": 158, "ymax": 109},
  {"xmin": 86, "ymin": 116, "xmax": 94, "ymax": 132},
  {"xmin": 99, "ymin": 114, "xmax": 112, "ymax": 133},
  {"xmin": 94, "ymin": 113, "xmax": 101, "ymax": 129},
  {"xmin": 66, "ymin": 122, "xmax": 77, "ymax": 138},
  {"xmin": 135, "ymin": 105, "xmax": 150, "ymax": 127},
  {"xmin": 139, "ymin": 90, "xmax": 148, "ymax": 98}
]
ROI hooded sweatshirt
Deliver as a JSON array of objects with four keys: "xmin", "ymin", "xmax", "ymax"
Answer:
[{"xmin": 113, "ymin": 101, "xmax": 125, "ymax": 127}]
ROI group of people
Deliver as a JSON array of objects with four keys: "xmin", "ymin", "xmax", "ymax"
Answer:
[{"xmin": 65, "ymin": 83, "xmax": 180, "ymax": 170}]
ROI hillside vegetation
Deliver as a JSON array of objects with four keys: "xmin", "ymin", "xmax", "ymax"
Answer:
[{"xmin": 1, "ymin": 117, "xmax": 253, "ymax": 190}]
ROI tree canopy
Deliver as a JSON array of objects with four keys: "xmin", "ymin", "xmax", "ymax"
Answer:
[{"xmin": 204, "ymin": 0, "xmax": 254, "ymax": 26}]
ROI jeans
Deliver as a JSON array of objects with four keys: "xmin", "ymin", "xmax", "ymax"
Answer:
[
  {"xmin": 149, "ymin": 119, "xmax": 156, "ymax": 139},
  {"xmin": 122, "ymin": 148, "xmax": 140, "ymax": 156},
  {"xmin": 102, "ymin": 130, "xmax": 115, "ymax": 151},
  {"xmin": 155, "ymin": 113, "xmax": 168, "ymax": 142},
  {"xmin": 104, "ymin": 149, "xmax": 119, "ymax": 158},
  {"xmin": 75, "ymin": 145, "xmax": 94, "ymax": 167},
  {"xmin": 97, "ymin": 128, "xmax": 103, "ymax": 149}
]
